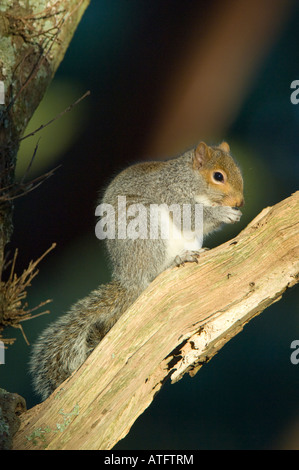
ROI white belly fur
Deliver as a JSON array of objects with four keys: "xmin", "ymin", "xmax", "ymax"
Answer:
[{"xmin": 158, "ymin": 207, "xmax": 203, "ymax": 268}]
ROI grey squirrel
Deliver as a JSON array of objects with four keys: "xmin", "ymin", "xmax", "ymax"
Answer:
[{"xmin": 29, "ymin": 141, "xmax": 244, "ymax": 400}]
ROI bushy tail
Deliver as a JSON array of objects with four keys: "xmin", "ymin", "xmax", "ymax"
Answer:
[{"xmin": 29, "ymin": 280, "xmax": 137, "ymax": 401}]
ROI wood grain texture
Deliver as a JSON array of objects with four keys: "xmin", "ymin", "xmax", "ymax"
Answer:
[{"xmin": 13, "ymin": 192, "xmax": 299, "ymax": 450}]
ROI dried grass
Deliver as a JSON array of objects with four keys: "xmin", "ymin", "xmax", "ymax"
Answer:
[{"xmin": 0, "ymin": 243, "xmax": 56, "ymax": 346}]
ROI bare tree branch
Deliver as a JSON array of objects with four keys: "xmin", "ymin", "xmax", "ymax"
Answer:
[{"xmin": 12, "ymin": 191, "xmax": 299, "ymax": 450}]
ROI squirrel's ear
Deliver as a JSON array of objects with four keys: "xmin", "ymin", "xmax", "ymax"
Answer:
[
  {"xmin": 219, "ymin": 141, "xmax": 230, "ymax": 153},
  {"xmin": 194, "ymin": 142, "xmax": 209, "ymax": 169}
]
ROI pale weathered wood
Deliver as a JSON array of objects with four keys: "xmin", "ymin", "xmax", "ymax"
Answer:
[{"xmin": 13, "ymin": 191, "xmax": 299, "ymax": 450}]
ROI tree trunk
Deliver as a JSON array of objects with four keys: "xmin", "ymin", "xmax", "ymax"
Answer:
[
  {"xmin": 0, "ymin": 0, "xmax": 89, "ymax": 447},
  {"xmin": 0, "ymin": 0, "xmax": 90, "ymax": 343},
  {"xmin": 0, "ymin": 0, "xmax": 90, "ymax": 274},
  {"xmin": 12, "ymin": 191, "xmax": 299, "ymax": 450}
]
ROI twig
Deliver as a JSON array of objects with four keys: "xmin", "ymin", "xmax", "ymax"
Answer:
[
  {"xmin": 20, "ymin": 138, "xmax": 41, "ymax": 185},
  {"xmin": 0, "ymin": 165, "xmax": 60, "ymax": 202},
  {"xmin": 1, "ymin": 89, "xmax": 90, "ymax": 201},
  {"xmin": 19, "ymin": 90, "xmax": 91, "ymax": 142},
  {"xmin": 0, "ymin": 243, "xmax": 56, "ymax": 345}
]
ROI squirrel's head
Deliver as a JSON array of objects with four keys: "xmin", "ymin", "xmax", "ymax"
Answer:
[{"xmin": 193, "ymin": 141, "xmax": 244, "ymax": 208}]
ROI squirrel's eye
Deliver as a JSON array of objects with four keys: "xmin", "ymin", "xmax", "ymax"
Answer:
[{"xmin": 213, "ymin": 171, "xmax": 224, "ymax": 182}]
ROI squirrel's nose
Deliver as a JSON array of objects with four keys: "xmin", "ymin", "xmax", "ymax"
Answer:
[{"xmin": 235, "ymin": 198, "xmax": 244, "ymax": 208}]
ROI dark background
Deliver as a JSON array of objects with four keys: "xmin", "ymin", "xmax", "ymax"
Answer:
[{"xmin": 1, "ymin": 0, "xmax": 299, "ymax": 449}]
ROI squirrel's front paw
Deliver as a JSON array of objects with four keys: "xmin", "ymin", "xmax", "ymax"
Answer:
[
  {"xmin": 217, "ymin": 206, "xmax": 242, "ymax": 224},
  {"xmin": 174, "ymin": 248, "xmax": 209, "ymax": 267}
]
